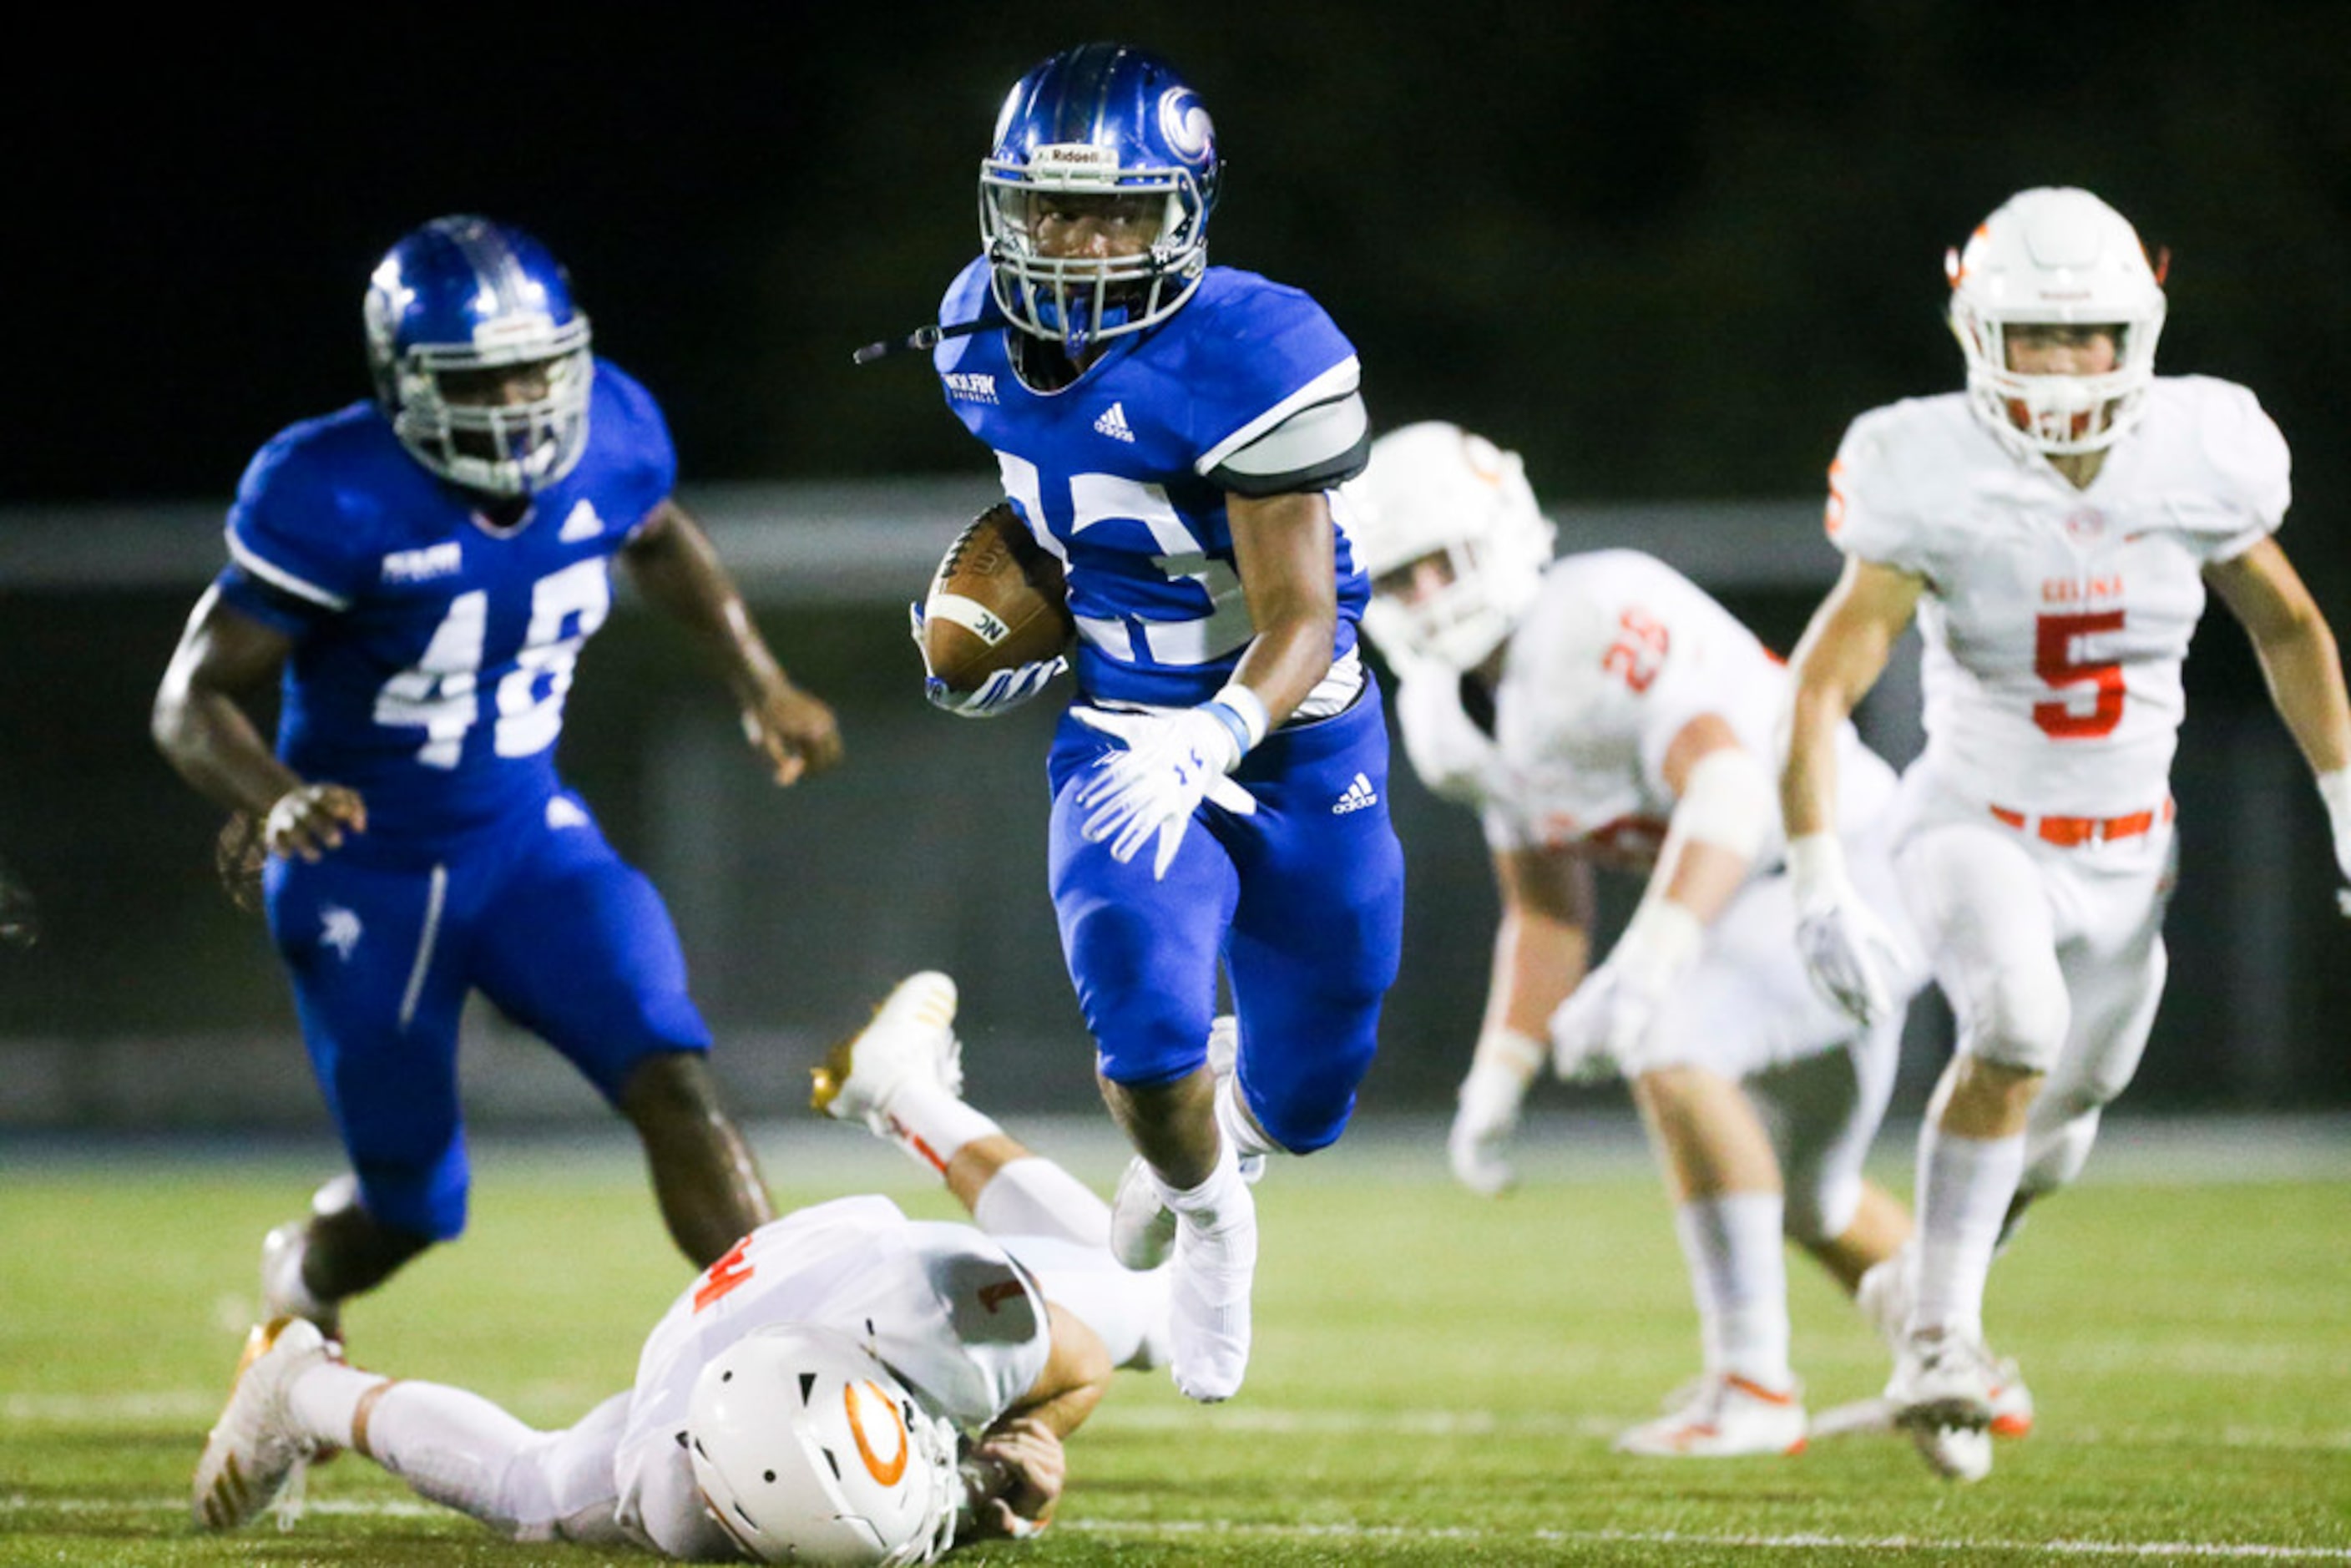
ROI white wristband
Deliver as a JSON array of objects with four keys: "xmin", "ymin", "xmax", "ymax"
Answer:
[
  {"xmin": 1787, "ymin": 832, "xmax": 1848, "ymax": 910},
  {"xmin": 1471, "ymin": 1026, "xmax": 1547, "ymax": 1083},
  {"xmin": 1209, "ymin": 683, "xmax": 1270, "ymax": 751},
  {"xmin": 2318, "ymin": 767, "xmax": 2351, "ymax": 876}
]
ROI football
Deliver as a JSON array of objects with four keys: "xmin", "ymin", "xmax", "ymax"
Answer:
[{"xmin": 920, "ymin": 501, "xmax": 1074, "ymax": 692}]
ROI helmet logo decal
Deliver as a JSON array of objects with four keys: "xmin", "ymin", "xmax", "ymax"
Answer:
[
  {"xmin": 1158, "ymin": 88, "xmax": 1212, "ymax": 165},
  {"xmin": 843, "ymin": 1379, "xmax": 909, "ymax": 1486}
]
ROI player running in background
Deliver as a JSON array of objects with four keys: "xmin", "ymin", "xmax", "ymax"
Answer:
[
  {"xmin": 1347, "ymin": 421, "xmax": 2034, "ymax": 1463},
  {"xmin": 1782, "ymin": 187, "xmax": 2351, "ymax": 1478},
  {"xmin": 896, "ymin": 43, "xmax": 1405, "ymax": 1402},
  {"xmin": 195, "ymin": 973, "xmax": 1170, "ymax": 1561},
  {"xmin": 153, "ymin": 215, "xmax": 842, "ymax": 1336}
]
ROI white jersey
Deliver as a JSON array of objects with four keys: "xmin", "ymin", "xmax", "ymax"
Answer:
[
  {"xmin": 611, "ymin": 1196, "xmax": 1049, "ymax": 1552},
  {"xmin": 1829, "ymin": 377, "xmax": 2287, "ymax": 819},
  {"xmin": 1395, "ymin": 549, "xmax": 1891, "ymax": 870}
]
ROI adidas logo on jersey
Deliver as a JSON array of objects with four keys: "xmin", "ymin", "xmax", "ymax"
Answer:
[
  {"xmin": 1332, "ymin": 772, "xmax": 1379, "ymax": 814},
  {"xmin": 1094, "ymin": 402, "xmax": 1135, "ymax": 443},
  {"xmin": 559, "ymin": 500, "xmax": 605, "ymax": 541}
]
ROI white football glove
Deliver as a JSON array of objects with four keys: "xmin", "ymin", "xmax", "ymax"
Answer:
[
  {"xmin": 2318, "ymin": 768, "xmax": 2351, "ymax": 918},
  {"xmin": 1788, "ymin": 832, "xmax": 1904, "ymax": 1027},
  {"xmin": 1071, "ymin": 704, "xmax": 1258, "ymax": 880},
  {"xmin": 1546, "ymin": 963, "xmax": 1642, "ymax": 1081},
  {"xmin": 1546, "ymin": 899, "xmax": 1702, "ymax": 1080},
  {"xmin": 908, "ymin": 601, "xmax": 1067, "ymax": 718},
  {"xmin": 1448, "ymin": 1033, "xmax": 1542, "ymax": 1196}
]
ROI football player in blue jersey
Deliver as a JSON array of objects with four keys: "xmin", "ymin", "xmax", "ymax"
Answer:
[
  {"xmin": 152, "ymin": 215, "xmax": 842, "ymax": 1335},
  {"xmin": 901, "ymin": 43, "xmax": 1406, "ymax": 1402}
]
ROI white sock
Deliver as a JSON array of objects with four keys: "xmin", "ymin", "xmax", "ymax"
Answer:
[
  {"xmin": 1911, "ymin": 1125, "xmax": 2026, "ymax": 1339},
  {"xmin": 877, "ymin": 1080, "xmax": 1000, "ymax": 1175},
  {"xmin": 972, "ymin": 1156, "xmax": 1110, "ymax": 1249},
  {"xmin": 1156, "ymin": 1137, "xmax": 1247, "ymax": 1226},
  {"xmin": 1673, "ymin": 1192, "xmax": 1792, "ymax": 1390},
  {"xmin": 1157, "ymin": 1139, "xmax": 1256, "ymax": 1403},
  {"xmin": 286, "ymin": 1360, "xmax": 392, "ymax": 1447}
]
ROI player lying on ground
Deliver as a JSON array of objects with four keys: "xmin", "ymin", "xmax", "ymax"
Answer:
[
  {"xmin": 1345, "ymin": 422, "xmax": 2029, "ymax": 1474},
  {"xmin": 195, "ymin": 973, "xmax": 1170, "ymax": 1562}
]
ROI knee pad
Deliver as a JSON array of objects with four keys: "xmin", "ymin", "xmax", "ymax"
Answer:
[{"xmin": 1955, "ymin": 962, "xmax": 2070, "ymax": 1074}]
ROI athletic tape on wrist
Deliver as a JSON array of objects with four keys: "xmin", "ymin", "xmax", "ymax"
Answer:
[
  {"xmin": 2318, "ymin": 767, "xmax": 2351, "ymax": 877},
  {"xmin": 1472, "ymin": 1026, "xmax": 1547, "ymax": 1080},
  {"xmin": 1786, "ymin": 832, "xmax": 1848, "ymax": 908},
  {"xmin": 1208, "ymin": 683, "xmax": 1269, "ymax": 751}
]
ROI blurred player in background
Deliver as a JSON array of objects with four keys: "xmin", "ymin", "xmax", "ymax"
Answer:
[
  {"xmin": 1347, "ymin": 422, "xmax": 2032, "ymax": 1462},
  {"xmin": 196, "ymin": 973, "xmax": 1169, "ymax": 1561},
  {"xmin": 0, "ymin": 846, "xmax": 37, "ymax": 948},
  {"xmin": 896, "ymin": 43, "xmax": 1404, "ymax": 1402},
  {"xmin": 153, "ymin": 215, "xmax": 841, "ymax": 1337},
  {"xmin": 1782, "ymin": 186, "xmax": 2351, "ymax": 1477}
]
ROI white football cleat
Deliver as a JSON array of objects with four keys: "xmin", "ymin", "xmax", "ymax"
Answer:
[
  {"xmin": 1615, "ymin": 1373, "xmax": 1807, "ymax": 1458},
  {"xmin": 1110, "ymin": 1155, "xmax": 1179, "ymax": 1271},
  {"xmin": 1887, "ymin": 1328, "xmax": 2001, "ymax": 1432},
  {"xmin": 258, "ymin": 1222, "xmax": 339, "ymax": 1342},
  {"xmin": 1856, "ymin": 1247, "xmax": 2033, "ymax": 1441},
  {"xmin": 810, "ymin": 971, "xmax": 963, "ymax": 1135},
  {"xmin": 192, "ymin": 1317, "xmax": 335, "ymax": 1531},
  {"xmin": 1167, "ymin": 1180, "xmax": 1257, "ymax": 1403},
  {"xmin": 1110, "ymin": 1016, "xmax": 1260, "ymax": 1271},
  {"xmin": 1987, "ymin": 1355, "xmax": 2035, "ymax": 1439},
  {"xmin": 1912, "ymin": 1421, "xmax": 1994, "ymax": 1483},
  {"xmin": 260, "ymin": 1175, "xmax": 361, "ymax": 1339}
]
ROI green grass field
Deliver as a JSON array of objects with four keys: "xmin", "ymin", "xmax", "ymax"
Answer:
[{"xmin": 3, "ymin": 1120, "xmax": 2347, "ymax": 1565}]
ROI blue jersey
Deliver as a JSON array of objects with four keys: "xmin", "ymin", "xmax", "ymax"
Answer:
[
  {"xmin": 933, "ymin": 258, "xmax": 1372, "ymax": 709},
  {"xmin": 215, "ymin": 360, "xmax": 675, "ymax": 845}
]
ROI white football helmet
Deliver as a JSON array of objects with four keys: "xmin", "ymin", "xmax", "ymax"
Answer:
[
  {"xmin": 1946, "ymin": 187, "xmax": 2167, "ymax": 458},
  {"xmin": 686, "ymin": 1325, "xmax": 961, "ymax": 1566},
  {"xmin": 1343, "ymin": 422, "xmax": 1556, "ymax": 673}
]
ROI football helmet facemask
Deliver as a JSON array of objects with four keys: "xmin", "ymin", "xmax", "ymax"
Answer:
[
  {"xmin": 1946, "ymin": 187, "xmax": 2167, "ymax": 459},
  {"xmin": 364, "ymin": 215, "xmax": 594, "ymax": 497},
  {"xmin": 980, "ymin": 42, "xmax": 1221, "ymax": 352},
  {"xmin": 686, "ymin": 1324, "xmax": 961, "ymax": 1567},
  {"xmin": 1344, "ymin": 422, "xmax": 1557, "ymax": 673}
]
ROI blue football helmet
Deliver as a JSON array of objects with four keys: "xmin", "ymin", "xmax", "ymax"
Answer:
[
  {"xmin": 363, "ymin": 215, "xmax": 594, "ymax": 497},
  {"xmin": 979, "ymin": 43, "xmax": 1221, "ymax": 351}
]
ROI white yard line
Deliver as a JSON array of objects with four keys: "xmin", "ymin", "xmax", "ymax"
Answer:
[
  {"xmin": 13, "ymin": 1390, "xmax": 2348, "ymax": 1454},
  {"xmin": 4, "ymin": 1497, "xmax": 2343, "ymax": 1559},
  {"xmin": 1069, "ymin": 1522, "xmax": 2351, "ymax": 1559}
]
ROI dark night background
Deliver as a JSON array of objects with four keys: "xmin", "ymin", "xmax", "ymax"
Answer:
[{"xmin": 7, "ymin": 3, "xmax": 2349, "ymax": 1121}]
